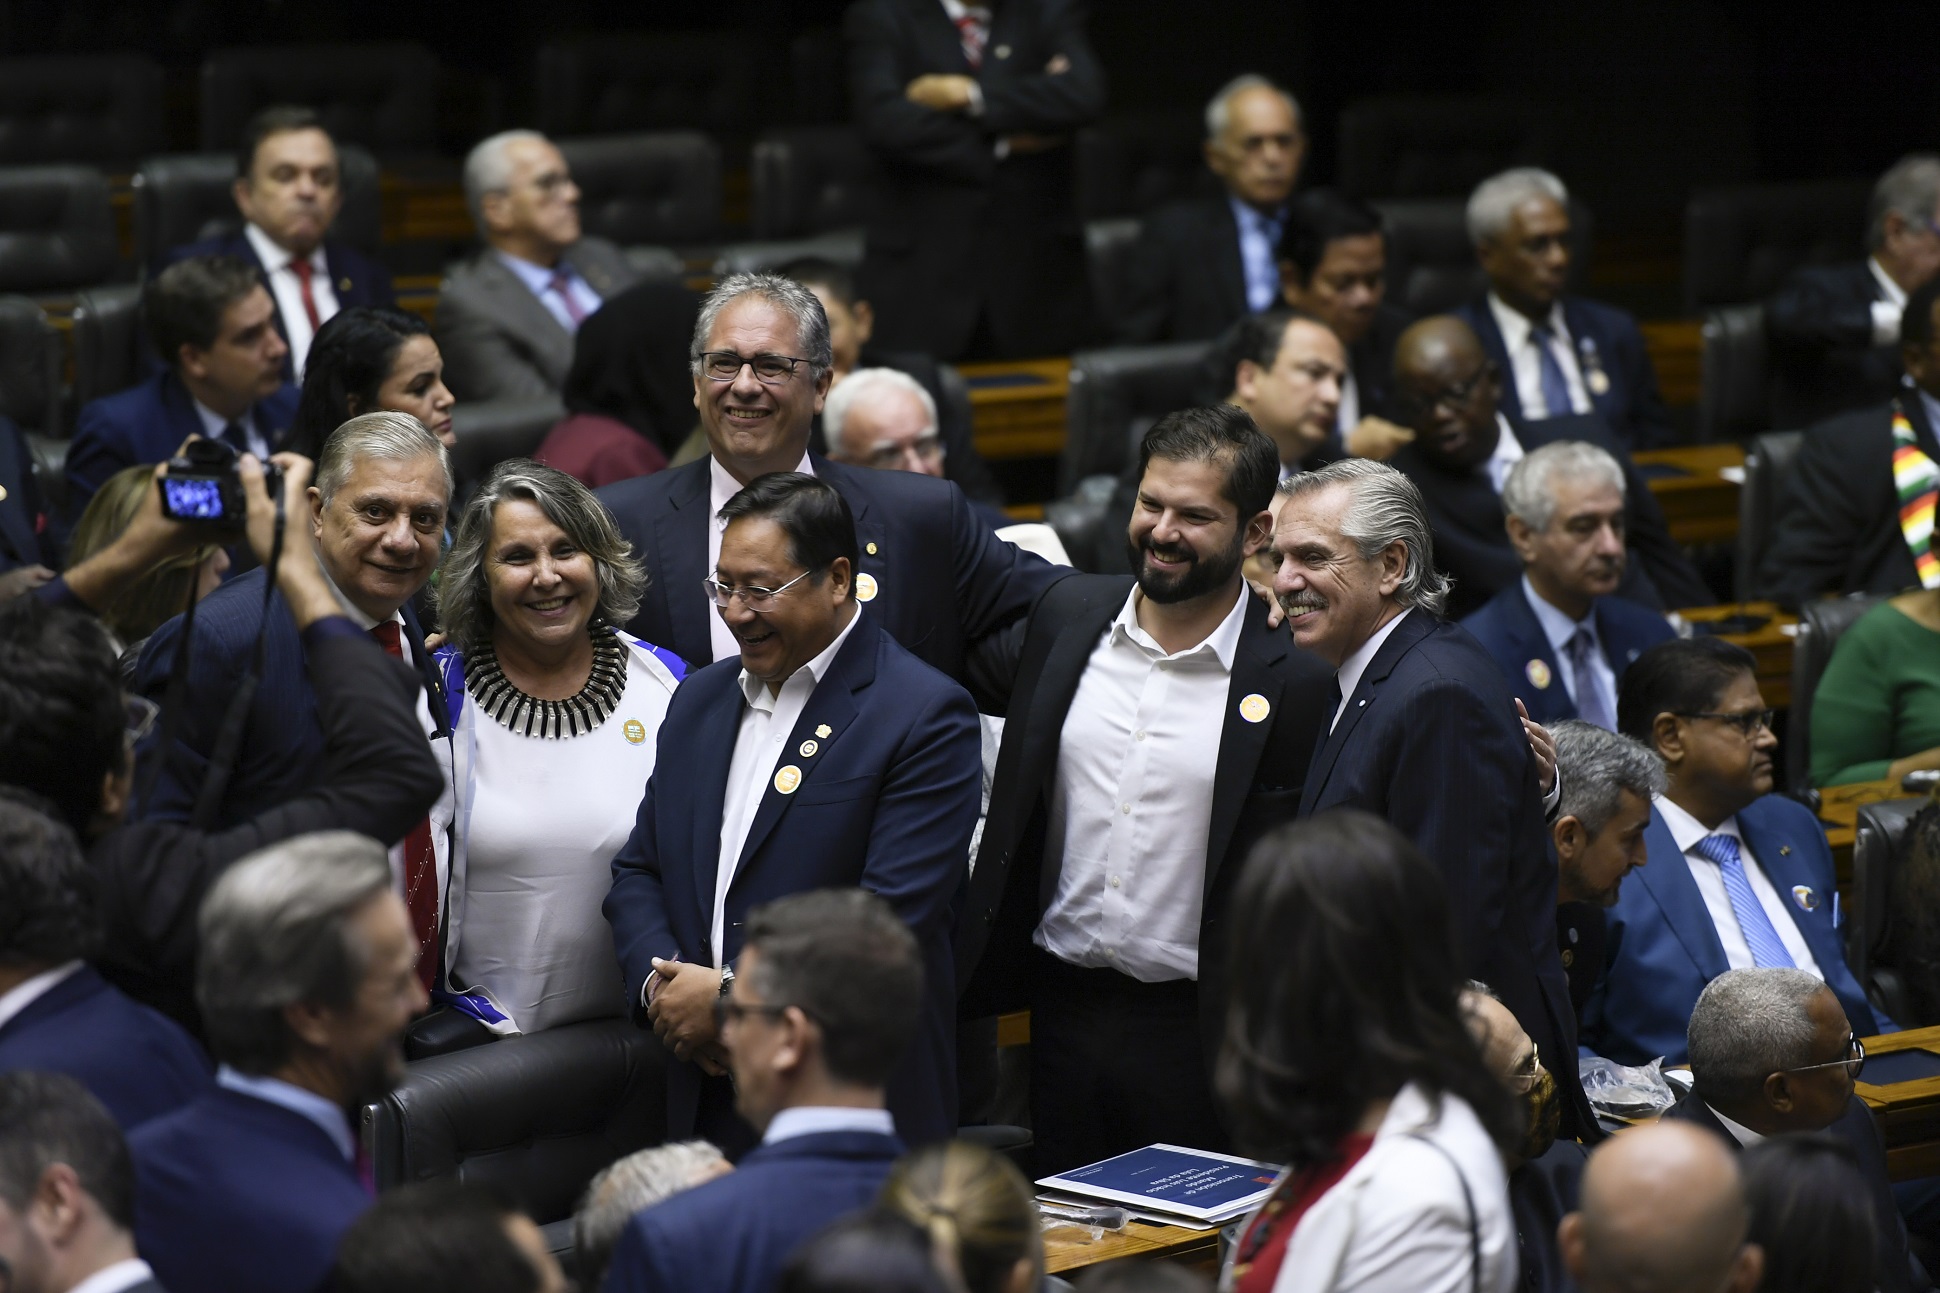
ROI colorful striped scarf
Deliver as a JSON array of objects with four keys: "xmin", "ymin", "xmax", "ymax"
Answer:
[{"xmin": 1892, "ymin": 403, "xmax": 1940, "ymax": 589}]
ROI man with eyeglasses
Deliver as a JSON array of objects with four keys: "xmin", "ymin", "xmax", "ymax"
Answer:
[
  {"xmin": 823, "ymin": 367, "xmax": 1011, "ymax": 533},
  {"xmin": 1582, "ymin": 637, "xmax": 1886, "ymax": 1072},
  {"xmin": 1673, "ymin": 968, "xmax": 1927, "ymax": 1293}
]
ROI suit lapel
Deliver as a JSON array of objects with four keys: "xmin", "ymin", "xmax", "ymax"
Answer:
[
  {"xmin": 1205, "ymin": 601, "xmax": 1285, "ymax": 899},
  {"xmin": 689, "ymin": 678, "xmax": 745, "ymax": 948},
  {"xmin": 1300, "ymin": 610, "xmax": 1435, "ymax": 812},
  {"xmin": 1636, "ymin": 809, "xmax": 1731, "ymax": 981},
  {"xmin": 1738, "ymin": 810, "xmax": 1841, "ymax": 972},
  {"xmin": 1591, "ymin": 599, "xmax": 1651, "ymax": 677},
  {"xmin": 1506, "ymin": 584, "xmax": 1575, "ymax": 721},
  {"xmin": 158, "ymin": 371, "xmax": 206, "ymax": 451},
  {"xmin": 815, "ymin": 458, "xmax": 889, "ymax": 625},
  {"xmin": 657, "ymin": 461, "xmax": 716, "ymax": 663},
  {"xmin": 1564, "ymin": 300, "xmax": 1618, "ymax": 422},
  {"xmin": 478, "ymin": 254, "xmax": 574, "ymax": 380},
  {"xmin": 1212, "ymin": 201, "xmax": 1248, "ymax": 318},
  {"xmin": 1466, "ymin": 304, "xmax": 1527, "ymax": 432}
]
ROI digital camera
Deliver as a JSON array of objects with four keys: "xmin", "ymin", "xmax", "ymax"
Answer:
[{"xmin": 157, "ymin": 438, "xmax": 279, "ymax": 530}]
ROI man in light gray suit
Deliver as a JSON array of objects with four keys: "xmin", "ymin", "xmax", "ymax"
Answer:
[{"xmin": 435, "ymin": 130, "xmax": 641, "ymax": 402}]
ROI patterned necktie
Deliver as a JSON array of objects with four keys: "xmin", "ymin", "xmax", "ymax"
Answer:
[
  {"xmin": 1529, "ymin": 323, "xmax": 1574, "ymax": 417},
  {"xmin": 1564, "ymin": 628, "xmax": 1615, "ymax": 730},
  {"xmin": 370, "ymin": 620, "xmax": 441, "ymax": 991},
  {"xmin": 221, "ymin": 421, "xmax": 251, "ymax": 456},
  {"xmin": 549, "ymin": 268, "xmax": 588, "ymax": 328},
  {"xmin": 1693, "ymin": 833, "xmax": 1795, "ymax": 969},
  {"xmin": 289, "ymin": 257, "xmax": 323, "ymax": 331},
  {"xmin": 1892, "ymin": 403, "xmax": 1940, "ymax": 589},
  {"xmin": 955, "ymin": 5, "xmax": 991, "ymax": 68}
]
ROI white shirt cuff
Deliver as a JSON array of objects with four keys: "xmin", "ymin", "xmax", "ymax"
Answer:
[
  {"xmin": 1544, "ymin": 767, "xmax": 1563, "ymax": 821},
  {"xmin": 1873, "ymin": 299, "xmax": 1902, "ymax": 347},
  {"xmin": 964, "ymin": 80, "xmax": 986, "ymax": 117}
]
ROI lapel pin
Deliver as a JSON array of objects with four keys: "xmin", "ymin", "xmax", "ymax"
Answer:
[
  {"xmin": 856, "ymin": 573, "xmax": 879, "ymax": 602},
  {"xmin": 0, "ymin": 484, "xmax": 7, "ymax": 503},
  {"xmin": 866, "ymin": 542, "xmax": 878, "ymax": 555},
  {"xmin": 1792, "ymin": 884, "xmax": 1818, "ymax": 911},
  {"xmin": 994, "ymin": 44, "xmax": 1011, "ymax": 58},
  {"xmin": 799, "ymin": 739, "xmax": 819, "ymax": 758},
  {"xmin": 622, "ymin": 719, "xmax": 646, "ymax": 745},
  {"xmin": 774, "ymin": 765, "xmax": 802, "ymax": 795},
  {"xmin": 815, "ymin": 724, "xmax": 832, "ymax": 739},
  {"xmin": 339, "ymin": 277, "xmax": 352, "ymax": 292},
  {"xmin": 1239, "ymin": 693, "xmax": 1270, "ymax": 723},
  {"xmin": 1779, "ymin": 845, "xmax": 1791, "ymax": 856},
  {"xmin": 1526, "ymin": 659, "xmax": 1552, "ymax": 690},
  {"xmin": 1562, "ymin": 949, "xmax": 1575, "ymax": 968},
  {"xmin": 1587, "ymin": 369, "xmax": 1611, "ymax": 396}
]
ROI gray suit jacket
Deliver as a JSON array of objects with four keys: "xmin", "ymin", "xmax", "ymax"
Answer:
[{"xmin": 434, "ymin": 237, "xmax": 640, "ymax": 401}]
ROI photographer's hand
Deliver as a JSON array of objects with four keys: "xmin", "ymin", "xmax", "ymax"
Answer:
[
  {"xmin": 58, "ymin": 463, "xmax": 205, "ymax": 613},
  {"xmin": 240, "ymin": 453, "xmax": 340, "ymax": 631}
]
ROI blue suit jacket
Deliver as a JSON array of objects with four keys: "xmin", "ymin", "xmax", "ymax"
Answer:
[
  {"xmin": 131, "ymin": 1087, "xmax": 370, "ymax": 1293},
  {"xmin": 1583, "ymin": 797, "xmax": 1882, "ymax": 1066},
  {"xmin": 0, "ymin": 414, "xmax": 50, "ymax": 572},
  {"xmin": 1459, "ymin": 581, "xmax": 1675, "ymax": 725},
  {"xmin": 0, "ymin": 965, "xmax": 210, "ymax": 1130},
  {"xmin": 1456, "ymin": 295, "xmax": 1676, "ymax": 452},
  {"xmin": 605, "ymin": 1129, "xmax": 903, "ymax": 1293},
  {"xmin": 603, "ymin": 611, "xmax": 981, "ymax": 1146}
]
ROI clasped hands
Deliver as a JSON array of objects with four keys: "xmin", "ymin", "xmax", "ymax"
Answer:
[
  {"xmin": 905, "ymin": 54, "xmax": 1071, "ymax": 154},
  {"xmin": 648, "ymin": 957, "xmax": 729, "ymax": 1076}
]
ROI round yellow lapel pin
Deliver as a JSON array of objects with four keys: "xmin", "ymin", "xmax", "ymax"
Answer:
[
  {"xmin": 622, "ymin": 719, "xmax": 646, "ymax": 745},
  {"xmin": 1238, "ymin": 693, "xmax": 1270, "ymax": 724},
  {"xmin": 855, "ymin": 572, "xmax": 879, "ymax": 602},
  {"xmin": 774, "ymin": 765, "xmax": 802, "ymax": 795},
  {"xmin": 1526, "ymin": 659, "xmax": 1552, "ymax": 690}
]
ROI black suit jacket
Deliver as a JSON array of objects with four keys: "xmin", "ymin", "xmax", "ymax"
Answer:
[
  {"xmin": 848, "ymin": 0, "xmax": 1105, "ymax": 359},
  {"xmin": 1666, "ymin": 1091, "xmax": 1927, "ymax": 1293},
  {"xmin": 1510, "ymin": 1139, "xmax": 1589, "ymax": 1293},
  {"xmin": 1117, "ymin": 197, "xmax": 1248, "ymax": 344},
  {"xmin": 1390, "ymin": 413, "xmax": 1710, "ymax": 620},
  {"xmin": 0, "ymin": 414, "xmax": 50, "ymax": 573},
  {"xmin": 1767, "ymin": 261, "xmax": 1904, "ymax": 428},
  {"xmin": 1349, "ymin": 302, "xmax": 1415, "ymax": 422},
  {"xmin": 1457, "ymin": 295, "xmax": 1676, "ymax": 452},
  {"xmin": 957, "ymin": 575, "xmax": 1333, "ymax": 1063},
  {"xmin": 1756, "ymin": 397, "xmax": 1934, "ymax": 609}
]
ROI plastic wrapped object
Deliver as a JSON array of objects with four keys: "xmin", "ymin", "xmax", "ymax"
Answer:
[{"xmin": 1580, "ymin": 1054, "xmax": 1678, "ymax": 1123}]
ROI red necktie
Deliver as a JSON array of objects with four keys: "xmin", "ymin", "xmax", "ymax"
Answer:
[
  {"xmin": 289, "ymin": 258, "xmax": 323, "ymax": 332},
  {"xmin": 370, "ymin": 620, "xmax": 440, "ymax": 991},
  {"xmin": 549, "ymin": 268, "xmax": 589, "ymax": 328},
  {"xmin": 955, "ymin": 11, "xmax": 989, "ymax": 68}
]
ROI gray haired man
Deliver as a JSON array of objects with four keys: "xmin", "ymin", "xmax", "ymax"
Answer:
[
  {"xmin": 573, "ymin": 1142, "xmax": 729, "ymax": 1289},
  {"xmin": 1549, "ymin": 720, "xmax": 1666, "ymax": 1015}
]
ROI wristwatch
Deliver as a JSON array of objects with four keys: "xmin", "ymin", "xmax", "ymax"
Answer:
[{"xmin": 718, "ymin": 964, "xmax": 736, "ymax": 997}]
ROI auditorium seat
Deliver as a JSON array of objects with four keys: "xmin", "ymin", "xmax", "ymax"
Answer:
[
  {"xmin": 1699, "ymin": 303, "xmax": 1771, "ymax": 443},
  {"xmin": 557, "ymin": 131, "xmax": 721, "ymax": 254},
  {"xmin": 1788, "ymin": 594, "xmax": 1885, "ymax": 796},
  {"xmin": 1061, "ymin": 340, "xmax": 1214, "ymax": 493},
  {"xmin": 1338, "ymin": 96, "xmax": 1557, "ymax": 201},
  {"xmin": 1682, "ymin": 177, "xmax": 1871, "ymax": 311},
  {"xmin": 1072, "ymin": 115, "xmax": 1213, "ymax": 222},
  {"xmin": 1847, "ymin": 797, "xmax": 1927, "ymax": 1026},
  {"xmin": 69, "ymin": 283, "xmax": 147, "ymax": 414},
  {"xmin": 537, "ymin": 33, "xmax": 769, "ymax": 139},
  {"xmin": 0, "ymin": 295, "xmax": 70, "ymax": 518},
  {"xmin": 1377, "ymin": 197, "xmax": 1595, "ymax": 316},
  {"xmin": 130, "ymin": 145, "xmax": 383, "ymax": 276},
  {"xmin": 198, "ymin": 43, "xmax": 440, "ymax": 158},
  {"xmin": 1733, "ymin": 428, "xmax": 1800, "ymax": 603},
  {"xmin": 448, "ymin": 395, "xmax": 567, "ymax": 494},
  {"xmin": 0, "ymin": 53, "xmax": 163, "ymax": 170},
  {"xmin": 0, "ymin": 164, "xmax": 116, "ymax": 294},
  {"xmin": 1083, "ymin": 216, "xmax": 1144, "ymax": 334},
  {"xmin": 748, "ymin": 126, "xmax": 877, "ymax": 242}
]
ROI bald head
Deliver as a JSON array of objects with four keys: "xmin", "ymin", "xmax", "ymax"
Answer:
[
  {"xmin": 1392, "ymin": 317, "xmax": 1503, "ymax": 470},
  {"xmin": 1560, "ymin": 1122, "xmax": 1762, "ymax": 1293},
  {"xmin": 1394, "ymin": 316, "xmax": 1487, "ymax": 379}
]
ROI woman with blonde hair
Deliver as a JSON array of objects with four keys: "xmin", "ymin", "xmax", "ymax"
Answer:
[
  {"xmin": 66, "ymin": 462, "xmax": 229, "ymax": 660},
  {"xmin": 879, "ymin": 1141, "xmax": 1043, "ymax": 1293}
]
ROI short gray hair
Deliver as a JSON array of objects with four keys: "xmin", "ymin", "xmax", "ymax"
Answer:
[
  {"xmin": 823, "ymin": 368, "xmax": 937, "ymax": 459},
  {"xmin": 1279, "ymin": 458, "xmax": 1450, "ymax": 616},
  {"xmin": 463, "ymin": 129, "xmax": 549, "ymax": 229},
  {"xmin": 435, "ymin": 459, "xmax": 645, "ymax": 655},
  {"xmin": 691, "ymin": 273, "xmax": 832, "ymax": 379},
  {"xmin": 573, "ymin": 1141, "xmax": 726, "ymax": 1284},
  {"xmin": 316, "ymin": 410, "xmax": 453, "ymax": 507},
  {"xmin": 1204, "ymin": 74, "xmax": 1301, "ymax": 141},
  {"xmin": 1687, "ymin": 968, "xmax": 1827, "ymax": 1105},
  {"xmin": 1466, "ymin": 167, "xmax": 1569, "ymax": 246},
  {"xmin": 1501, "ymin": 440, "xmax": 1626, "ymax": 530},
  {"xmin": 196, "ymin": 832, "xmax": 393, "ymax": 1075},
  {"xmin": 1869, "ymin": 154, "xmax": 1940, "ymax": 252},
  {"xmin": 1553, "ymin": 720, "xmax": 1666, "ymax": 834}
]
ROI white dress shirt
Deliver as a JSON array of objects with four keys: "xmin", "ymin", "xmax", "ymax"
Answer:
[
  {"xmin": 1230, "ymin": 196, "xmax": 1288, "ymax": 313},
  {"xmin": 1870, "ymin": 256, "xmax": 1909, "ymax": 347},
  {"xmin": 244, "ymin": 221, "xmax": 339, "ymax": 379},
  {"xmin": 1654, "ymin": 796, "xmax": 1823, "ymax": 977},
  {"xmin": 496, "ymin": 249, "xmax": 603, "ymax": 334},
  {"xmin": 1484, "ymin": 413, "xmax": 1526, "ymax": 496},
  {"xmin": 1330, "ymin": 607, "xmax": 1412, "ymax": 732},
  {"xmin": 0, "ymin": 959, "xmax": 83, "ymax": 1032},
  {"xmin": 1337, "ymin": 365, "xmax": 1361, "ymax": 435},
  {"xmin": 190, "ymin": 394, "xmax": 272, "ymax": 461},
  {"xmin": 216, "ymin": 1065, "xmax": 356, "ymax": 1161},
  {"xmin": 712, "ymin": 605, "xmax": 864, "ymax": 965},
  {"xmin": 1487, "ymin": 293, "xmax": 1592, "ymax": 421},
  {"xmin": 66, "ymin": 1259, "xmax": 160, "ymax": 1293},
  {"xmin": 1522, "ymin": 575, "xmax": 1618, "ymax": 723},
  {"xmin": 762, "ymin": 1105, "xmax": 897, "ymax": 1145},
  {"xmin": 708, "ymin": 455, "xmax": 816, "ymax": 664},
  {"xmin": 1036, "ymin": 584, "xmax": 1247, "ymax": 982}
]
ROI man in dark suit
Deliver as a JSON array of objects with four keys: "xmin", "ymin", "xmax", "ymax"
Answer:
[
  {"xmin": 1272, "ymin": 456, "xmax": 1594, "ymax": 1137},
  {"xmin": 161, "ymin": 106, "xmax": 395, "ymax": 383},
  {"xmin": 847, "ymin": 0, "xmax": 1104, "ymax": 360},
  {"xmin": 1389, "ymin": 316, "xmax": 1708, "ymax": 619},
  {"xmin": 0, "ymin": 1072, "xmax": 167, "ymax": 1293},
  {"xmin": 132, "ymin": 834, "xmax": 425, "ymax": 1293},
  {"xmin": 604, "ymin": 474, "xmax": 980, "ymax": 1152},
  {"xmin": 1119, "ymin": 75, "xmax": 1303, "ymax": 344},
  {"xmin": 596, "ymin": 273, "xmax": 1062, "ymax": 686},
  {"xmin": 64, "ymin": 256, "xmax": 299, "ymax": 525},
  {"xmin": 959, "ymin": 408, "xmax": 1332, "ymax": 1172},
  {"xmin": 1462, "ymin": 441, "xmax": 1678, "ymax": 726},
  {"xmin": 437, "ymin": 130, "xmax": 642, "ymax": 403},
  {"xmin": 1758, "ymin": 275, "xmax": 1940, "ymax": 610},
  {"xmin": 1455, "ymin": 168, "xmax": 1676, "ymax": 453},
  {"xmin": 605, "ymin": 890, "xmax": 916, "ymax": 1293},
  {"xmin": 1585, "ymin": 638, "xmax": 1883, "ymax": 1067},
  {"xmin": 0, "ymin": 414, "xmax": 54, "ymax": 602},
  {"xmin": 1767, "ymin": 154, "xmax": 1940, "ymax": 427},
  {"xmin": 1671, "ymin": 968, "xmax": 1928, "ymax": 1293}
]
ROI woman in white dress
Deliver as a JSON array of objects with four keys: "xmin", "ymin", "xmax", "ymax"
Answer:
[{"xmin": 432, "ymin": 459, "xmax": 686, "ymax": 1035}]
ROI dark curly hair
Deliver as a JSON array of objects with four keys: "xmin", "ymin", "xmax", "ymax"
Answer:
[{"xmin": 287, "ymin": 306, "xmax": 432, "ymax": 460}]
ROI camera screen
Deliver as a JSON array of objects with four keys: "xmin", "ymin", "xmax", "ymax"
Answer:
[{"xmin": 162, "ymin": 477, "xmax": 228, "ymax": 520}]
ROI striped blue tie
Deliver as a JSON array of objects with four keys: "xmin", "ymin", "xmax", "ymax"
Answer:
[{"xmin": 1694, "ymin": 833, "xmax": 1795, "ymax": 968}]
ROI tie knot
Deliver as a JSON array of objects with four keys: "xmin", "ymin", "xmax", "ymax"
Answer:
[
  {"xmin": 369, "ymin": 620, "xmax": 404, "ymax": 658},
  {"xmin": 1695, "ymin": 833, "xmax": 1741, "ymax": 868},
  {"xmin": 290, "ymin": 258, "xmax": 312, "ymax": 284},
  {"xmin": 1530, "ymin": 322, "xmax": 1554, "ymax": 344}
]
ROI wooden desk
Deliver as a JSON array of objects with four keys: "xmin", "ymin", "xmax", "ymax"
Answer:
[
  {"xmin": 1860, "ymin": 1024, "xmax": 1940, "ymax": 1180},
  {"xmin": 1819, "ymin": 780, "xmax": 1927, "ymax": 890},
  {"xmin": 1675, "ymin": 602, "xmax": 1797, "ymax": 710},
  {"xmin": 1043, "ymin": 1219, "xmax": 1222, "ymax": 1275},
  {"xmin": 958, "ymin": 359, "xmax": 1070, "ymax": 460},
  {"xmin": 1633, "ymin": 443, "xmax": 1744, "ymax": 546},
  {"xmin": 1640, "ymin": 319, "xmax": 1703, "ymax": 410}
]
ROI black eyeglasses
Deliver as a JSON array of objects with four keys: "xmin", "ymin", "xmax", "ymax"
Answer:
[
  {"xmin": 1674, "ymin": 708, "xmax": 1776, "ymax": 740},
  {"xmin": 1783, "ymin": 1032, "xmax": 1865, "ymax": 1081},
  {"xmin": 1392, "ymin": 367, "xmax": 1491, "ymax": 420},
  {"xmin": 699, "ymin": 351, "xmax": 813, "ymax": 385},
  {"xmin": 714, "ymin": 996, "xmax": 796, "ymax": 1030}
]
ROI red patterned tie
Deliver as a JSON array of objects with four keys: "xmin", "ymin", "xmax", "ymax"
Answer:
[
  {"xmin": 370, "ymin": 620, "xmax": 440, "ymax": 991},
  {"xmin": 549, "ymin": 268, "xmax": 589, "ymax": 327},
  {"xmin": 289, "ymin": 258, "xmax": 323, "ymax": 332},
  {"xmin": 955, "ymin": 8, "xmax": 989, "ymax": 68}
]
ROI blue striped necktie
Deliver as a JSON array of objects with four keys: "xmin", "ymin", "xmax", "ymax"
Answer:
[
  {"xmin": 1529, "ymin": 323, "xmax": 1574, "ymax": 417},
  {"xmin": 1694, "ymin": 833, "xmax": 1795, "ymax": 968}
]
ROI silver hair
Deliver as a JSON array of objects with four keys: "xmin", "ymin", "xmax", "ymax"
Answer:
[
  {"xmin": 1868, "ymin": 154, "xmax": 1940, "ymax": 252},
  {"xmin": 1466, "ymin": 167, "xmax": 1569, "ymax": 247},
  {"xmin": 462, "ymin": 129, "xmax": 549, "ymax": 229},
  {"xmin": 315, "ymin": 410, "xmax": 453, "ymax": 507},
  {"xmin": 1501, "ymin": 440, "xmax": 1626, "ymax": 530},
  {"xmin": 1278, "ymin": 458, "xmax": 1450, "ymax": 616},
  {"xmin": 1552, "ymin": 720, "xmax": 1666, "ymax": 834},
  {"xmin": 1687, "ymin": 968, "xmax": 1827, "ymax": 1104},
  {"xmin": 691, "ymin": 272, "xmax": 833, "ymax": 379},
  {"xmin": 195, "ymin": 832, "xmax": 393, "ymax": 1075},
  {"xmin": 435, "ymin": 458, "xmax": 645, "ymax": 655},
  {"xmin": 573, "ymin": 1141, "xmax": 727, "ymax": 1284},
  {"xmin": 822, "ymin": 367, "xmax": 938, "ymax": 460},
  {"xmin": 1204, "ymin": 74, "xmax": 1301, "ymax": 141}
]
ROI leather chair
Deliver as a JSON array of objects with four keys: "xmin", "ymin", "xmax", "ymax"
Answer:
[
  {"xmin": 0, "ymin": 53, "xmax": 163, "ymax": 169},
  {"xmin": 1789, "ymin": 594, "xmax": 1887, "ymax": 795},
  {"xmin": 0, "ymin": 295, "xmax": 66, "ymax": 519},
  {"xmin": 70, "ymin": 283, "xmax": 148, "ymax": 415},
  {"xmin": 1699, "ymin": 303, "xmax": 1771, "ymax": 444},
  {"xmin": 748, "ymin": 126, "xmax": 877, "ymax": 241},
  {"xmin": 557, "ymin": 131, "xmax": 721, "ymax": 252},
  {"xmin": 1733, "ymin": 428, "xmax": 1801, "ymax": 602},
  {"xmin": 1072, "ymin": 116, "xmax": 1213, "ymax": 222},
  {"xmin": 1060, "ymin": 340, "xmax": 1214, "ymax": 493},
  {"xmin": 130, "ymin": 145, "xmax": 383, "ymax": 275},
  {"xmin": 1683, "ymin": 178, "xmax": 1871, "ymax": 311},
  {"xmin": 1084, "ymin": 216, "xmax": 1144, "ymax": 334},
  {"xmin": 712, "ymin": 230, "xmax": 865, "ymax": 279},
  {"xmin": 1848, "ymin": 797, "xmax": 1928, "ymax": 1026},
  {"xmin": 0, "ymin": 164, "xmax": 116, "ymax": 293},
  {"xmin": 1376, "ymin": 197, "xmax": 1595, "ymax": 316},
  {"xmin": 448, "ymin": 395, "xmax": 567, "ymax": 495},
  {"xmin": 537, "ymin": 33, "xmax": 769, "ymax": 138},
  {"xmin": 198, "ymin": 43, "xmax": 440, "ymax": 156},
  {"xmin": 1338, "ymin": 96, "xmax": 1557, "ymax": 201}
]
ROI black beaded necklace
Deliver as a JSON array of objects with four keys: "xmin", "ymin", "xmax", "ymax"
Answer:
[{"xmin": 466, "ymin": 623, "xmax": 628, "ymax": 739}]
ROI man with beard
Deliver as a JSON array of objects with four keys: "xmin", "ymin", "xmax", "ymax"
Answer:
[
  {"xmin": 129, "ymin": 833, "xmax": 427, "ymax": 1293},
  {"xmin": 958, "ymin": 406, "xmax": 1333, "ymax": 1173}
]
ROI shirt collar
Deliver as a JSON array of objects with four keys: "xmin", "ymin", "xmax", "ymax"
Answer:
[
  {"xmin": 243, "ymin": 221, "xmax": 326, "ymax": 277},
  {"xmin": 191, "ymin": 397, "xmax": 241, "ymax": 441},
  {"xmin": 1706, "ymin": 1103, "xmax": 1766, "ymax": 1149},
  {"xmin": 216, "ymin": 1065, "xmax": 356, "ymax": 1161},
  {"xmin": 1870, "ymin": 256, "xmax": 1909, "ymax": 311},
  {"xmin": 1522, "ymin": 574, "xmax": 1595, "ymax": 654},
  {"xmin": 1107, "ymin": 581, "xmax": 1248, "ymax": 670},
  {"xmin": 64, "ymin": 1259, "xmax": 159, "ymax": 1293},
  {"xmin": 1654, "ymin": 793, "xmax": 1742, "ymax": 855},
  {"xmin": 318, "ymin": 562, "xmax": 404, "ymax": 634},
  {"xmin": 709, "ymin": 453, "xmax": 816, "ymax": 518},
  {"xmin": 1487, "ymin": 291, "xmax": 1567, "ymax": 351},
  {"xmin": 737, "ymin": 601, "xmax": 864, "ymax": 709},
  {"xmin": 495, "ymin": 248, "xmax": 572, "ymax": 298},
  {"xmin": 0, "ymin": 960, "xmax": 84, "ymax": 1033},
  {"xmin": 1228, "ymin": 193, "xmax": 1287, "ymax": 235},
  {"xmin": 1335, "ymin": 606, "xmax": 1413, "ymax": 702},
  {"xmin": 762, "ymin": 1105, "xmax": 896, "ymax": 1145}
]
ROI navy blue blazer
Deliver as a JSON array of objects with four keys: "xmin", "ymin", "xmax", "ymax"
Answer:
[
  {"xmin": 1582, "ymin": 797, "xmax": 1881, "ymax": 1066},
  {"xmin": 605, "ymin": 1128, "xmax": 903, "ymax": 1293},
  {"xmin": 131, "ymin": 1086, "xmax": 370, "ymax": 1293},
  {"xmin": 0, "ymin": 965, "xmax": 210, "ymax": 1130},
  {"xmin": 596, "ymin": 454, "xmax": 1065, "ymax": 693},
  {"xmin": 603, "ymin": 611, "xmax": 981, "ymax": 1146},
  {"xmin": 1459, "ymin": 580, "xmax": 1676, "ymax": 725},
  {"xmin": 132, "ymin": 567, "xmax": 448, "ymax": 829},
  {"xmin": 63, "ymin": 370, "xmax": 300, "ymax": 524},
  {"xmin": 1456, "ymin": 295, "xmax": 1676, "ymax": 452},
  {"xmin": 0, "ymin": 414, "xmax": 51, "ymax": 572},
  {"xmin": 1298, "ymin": 611, "xmax": 1591, "ymax": 1136}
]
